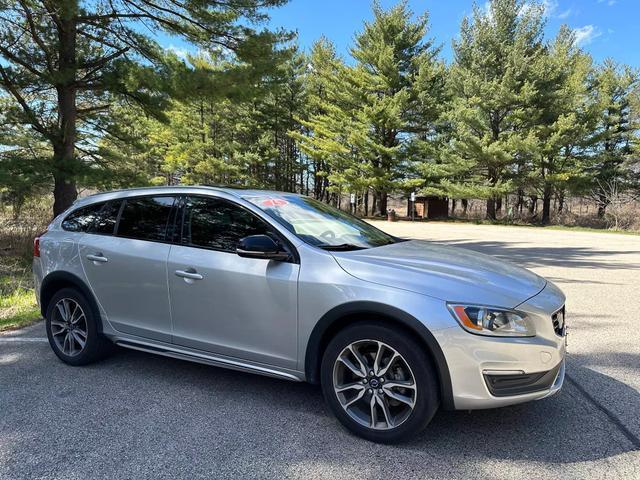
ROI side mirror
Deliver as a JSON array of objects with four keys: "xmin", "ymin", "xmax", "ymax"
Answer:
[{"xmin": 236, "ymin": 235, "xmax": 290, "ymax": 261}]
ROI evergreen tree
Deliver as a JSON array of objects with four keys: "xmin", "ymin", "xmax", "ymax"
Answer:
[
  {"xmin": 447, "ymin": 0, "xmax": 546, "ymax": 219},
  {"xmin": 102, "ymin": 45, "xmax": 307, "ymax": 192},
  {"xmin": 296, "ymin": 2, "xmax": 443, "ymax": 216},
  {"xmin": 526, "ymin": 26, "xmax": 593, "ymax": 223},
  {"xmin": 350, "ymin": 1, "xmax": 441, "ymax": 215},
  {"xmin": 0, "ymin": 0, "xmax": 287, "ymax": 216},
  {"xmin": 587, "ymin": 60, "xmax": 639, "ymax": 217},
  {"xmin": 292, "ymin": 38, "xmax": 372, "ymax": 209}
]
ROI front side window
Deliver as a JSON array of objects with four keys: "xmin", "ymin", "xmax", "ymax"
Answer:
[
  {"xmin": 117, "ymin": 196, "xmax": 176, "ymax": 242},
  {"xmin": 182, "ymin": 197, "xmax": 272, "ymax": 252},
  {"xmin": 62, "ymin": 202, "xmax": 105, "ymax": 232},
  {"xmin": 244, "ymin": 195, "xmax": 396, "ymax": 250}
]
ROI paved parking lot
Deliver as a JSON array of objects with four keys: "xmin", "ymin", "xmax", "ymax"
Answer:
[{"xmin": 1, "ymin": 222, "xmax": 639, "ymax": 479}]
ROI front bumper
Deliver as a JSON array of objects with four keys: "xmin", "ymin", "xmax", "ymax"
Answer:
[{"xmin": 435, "ymin": 282, "xmax": 567, "ymax": 410}]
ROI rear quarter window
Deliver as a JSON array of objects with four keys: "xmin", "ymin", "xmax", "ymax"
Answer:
[{"xmin": 61, "ymin": 203, "xmax": 105, "ymax": 232}]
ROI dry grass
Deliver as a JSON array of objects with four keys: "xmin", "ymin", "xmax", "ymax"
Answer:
[
  {"xmin": 385, "ymin": 195, "xmax": 640, "ymax": 232},
  {"xmin": 0, "ymin": 196, "xmax": 51, "ymax": 330}
]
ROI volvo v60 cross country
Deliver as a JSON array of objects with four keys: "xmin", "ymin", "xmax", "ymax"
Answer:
[{"xmin": 33, "ymin": 186, "xmax": 567, "ymax": 443}]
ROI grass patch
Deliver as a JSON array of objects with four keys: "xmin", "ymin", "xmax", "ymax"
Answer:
[{"xmin": 0, "ymin": 258, "xmax": 40, "ymax": 331}]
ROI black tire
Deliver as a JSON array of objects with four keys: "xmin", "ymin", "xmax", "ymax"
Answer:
[
  {"xmin": 320, "ymin": 321, "xmax": 440, "ymax": 443},
  {"xmin": 45, "ymin": 287, "xmax": 113, "ymax": 366}
]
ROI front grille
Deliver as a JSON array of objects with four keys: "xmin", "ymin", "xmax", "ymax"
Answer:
[{"xmin": 552, "ymin": 306, "xmax": 566, "ymax": 336}]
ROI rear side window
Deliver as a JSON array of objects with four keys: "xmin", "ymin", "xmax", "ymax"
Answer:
[
  {"xmin": 182, "ymin": 196, "xmax": 272, "ymax": 252},
  {"xmin": 117, "ymin": 196, "xmax": 176, "ymax": 242},
  {"xmin": 62, "ymin": 203, "xmax": 105, "ymax": 232},
  {"xmin": 92, "ymin": 201, "xmax": 122, "ymax": 235}
]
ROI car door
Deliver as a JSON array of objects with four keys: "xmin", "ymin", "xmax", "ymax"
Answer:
[
  {"xmin": 78, "ymin": 195, "xmax": 177, "ymax": 342},
  {"xmin": 167, "ymin": 195, "xmax": 299, "ymax": 369}
]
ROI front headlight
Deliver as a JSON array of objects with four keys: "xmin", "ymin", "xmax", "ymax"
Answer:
[{"xmin": 447, "ymin": 304, "xmax": 535, "ymax": 337}]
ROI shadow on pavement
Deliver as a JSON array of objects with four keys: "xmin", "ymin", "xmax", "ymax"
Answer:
[
  {"xmin": 1, "ymin": 341, "xmax": 639, "ymax": 479},
  {"xmin": 430, "ymin": 239, "xmax": 640, "ymax": 271}
]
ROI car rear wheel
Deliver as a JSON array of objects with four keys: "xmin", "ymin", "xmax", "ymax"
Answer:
[
  {"xmin": 45, "ymin": 287, "xmax": 112, "ymax": 366},
  {"xmin": 321, "ymin": 321, "xmax": 439, "ymax": 443}
]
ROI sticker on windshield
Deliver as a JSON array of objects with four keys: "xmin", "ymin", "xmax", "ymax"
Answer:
[{"xmin": 260, "ymin": 198, "xmax": 289, "ymax": 207}]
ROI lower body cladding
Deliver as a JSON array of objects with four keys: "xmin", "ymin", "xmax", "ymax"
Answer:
[{"xmin": 433, "ymin": 325, "xmax": 566, "ymax": 410}]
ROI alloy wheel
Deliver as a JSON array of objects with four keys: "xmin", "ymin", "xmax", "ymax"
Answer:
[
  {"xmin": 332, "ymin": 339, "xmax": 417, "ymax": 430},
  {"xmin": 50, "ymin": 298, "xmax": 88, "ymax": 357}
]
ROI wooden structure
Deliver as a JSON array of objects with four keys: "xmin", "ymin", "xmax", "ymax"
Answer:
[{"xmin": 410, "ymin": 196, "xmax": 449, "ymax": 219}]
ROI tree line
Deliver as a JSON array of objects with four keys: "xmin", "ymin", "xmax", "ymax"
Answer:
[{"xmin": 1, "ymin": 0, "xmax": 638, "ymax": 224}]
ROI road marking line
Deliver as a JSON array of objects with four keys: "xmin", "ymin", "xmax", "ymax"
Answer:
[{"xmin": 0, "ymin": 337, "xmax": 48, "ymax": 343}]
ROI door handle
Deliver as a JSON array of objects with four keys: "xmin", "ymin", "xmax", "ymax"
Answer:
[
  {"xmin": 86, "ymin": 253, "xmax": 108, "ymax": 263},
  {"xmin": 175, "ymin": 269, "xmax": 203, "ymax": 281}
]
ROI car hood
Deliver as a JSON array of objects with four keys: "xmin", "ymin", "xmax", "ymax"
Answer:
[{"xmin": 330, "ymin": 240, "xmax": 546, "ymax": 308}]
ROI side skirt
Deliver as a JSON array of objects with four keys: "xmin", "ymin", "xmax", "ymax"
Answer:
[{"xmin": 114, "ymin": 338, "xmax": 304, "ymax": 382}]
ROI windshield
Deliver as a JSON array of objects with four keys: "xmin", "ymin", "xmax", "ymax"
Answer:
[{"xmin": 245, "ymin": 194, "xmax": 397, "ymax": 250}]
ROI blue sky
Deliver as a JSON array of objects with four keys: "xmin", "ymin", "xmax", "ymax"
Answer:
[
  {"xmin": 163, "ymin": 1, "xmax": 638, "ymax": 67},
  {"xmin": 267, "ymin": 0, "xmax": 638, "ymax": 66}
]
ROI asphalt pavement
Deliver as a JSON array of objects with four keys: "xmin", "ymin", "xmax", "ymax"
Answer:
[{"xmin": 1, "ymin": 222, "xmax": 639, "ymax": 479}]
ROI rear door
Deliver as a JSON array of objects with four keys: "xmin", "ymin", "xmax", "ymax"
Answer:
[
  {"xmin": 79, "ymin": 195, "xmax": 177, "ymax": 342},
  {"xmin": 167, "ymin": 195, "xmax": 299, "ymax": 369}
]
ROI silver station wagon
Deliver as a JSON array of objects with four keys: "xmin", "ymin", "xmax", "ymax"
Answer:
[{"xmin": 33, "ymin": 186, "xmax": 566, "ymax": 443}]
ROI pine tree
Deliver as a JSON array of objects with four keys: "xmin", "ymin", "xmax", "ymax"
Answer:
[
  {"xmin": 587, "ymin": 60, "xmax": 639, "ymax": 217},
  {"xmin": 526, "ymin": 26, "xmax": 593, "ymax": 224},
  {"xmin": 447, "ymin": 0, "xmax": 546, "ymax": 219},
  {"xmin": 350, "ymin": 0, "xmax": 440, "ymax": 215},
  {"xmin": 0, "ymin": 0, "xmax": 287, "ymax": 216},
  {"xmin": 292, "ymin": 38, "xmax": 372, "ymax": 208}
]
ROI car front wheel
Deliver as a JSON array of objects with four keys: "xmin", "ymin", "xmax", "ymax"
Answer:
[{"xmin": 321, "ymin": 321, "xmax": 440, "ymax": 443}]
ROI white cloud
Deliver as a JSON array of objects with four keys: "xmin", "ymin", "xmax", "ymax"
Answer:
[
  {"xmin": 598, "ymin": 0, "xmax": 617, "ymax": 5},
  {"xmin": 573, "ymin": 25, "xmax": 602, "ymax": 46},
  {"xmin": 483, "ymin": 0, "xmax": 567, "ymax": 20},
  {"xmin": 541, "ymin": 0, "xmax": 559, "ymax": 15},
  {"xmin": 517, "ymin": 0, "xmax": 559, "ymax": 19},
  {"xmin": 166, "ymin": 45, "xmax": 190, "ymax": 61}
]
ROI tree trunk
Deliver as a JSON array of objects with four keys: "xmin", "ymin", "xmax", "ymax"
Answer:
[
  {"xmin": 486, "ymin": 197, "xmax": 496, "ymax": 220},
  {"xmin": 364, "ymin": 190, "xmax": 369, "ymax": 217},
  {"xmin": 377, "ymin": 191, "xmax": 387, "ymax": 216},
  {"xmin": 53, "ymin": 170, "xmax": 78, "ymax": 216},
  {"xmin": 516, "ymin": 189, "xmax": 524, "ymax": 213},
  {"xmin": 558, "ymin": 190, "xmax": 565, "ymax": 213},
  {"xmin": 52, "ymin": 12, "xmax": 78, "ymax": 216},
  {"xmin": 462, "ymin": 199, "xmax": 468, "ymax": 215},
  {"xmin": 528, "ymin": 195, "xmax": 538, "ymax": 215},
  {"xmin": 541, "ymin": 183, "xmax": 552, "ymax": 225},
  {"xmin": 496, "ymin": 197, "xmax": 502, "ymax": 214},
  {"xmin": 597, "ymin": 189, "xmax": 608, "ymax": 218},
  {"xmin": 450, "ymin": 199, "xmax": 456, "ymax": 217}
]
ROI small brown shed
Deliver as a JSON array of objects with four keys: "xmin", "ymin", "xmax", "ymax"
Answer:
[{"xmin": 410, "ymin": 196, "xmax": 449, "ymax": 219}]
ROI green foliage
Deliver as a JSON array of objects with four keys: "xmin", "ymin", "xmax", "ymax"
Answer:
[
  {"xmin": 294, "ymin": 1, "xmax": 445, "ymax": 215},
  {"xmin": 0, "ymin": 0, "xmax": 289, "ymax": 215},
  {"xmin": 1, "ymin": 0, "xmax": 639, "ymax": 224},
  {"xmin": 102, "ymin": 45, "xmax": 308, "ymax": 191}
]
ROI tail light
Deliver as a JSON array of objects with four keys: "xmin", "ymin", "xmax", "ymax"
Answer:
[{"xmin": 33, "ymin": 230, "xmax": 47, "ymax": 257}]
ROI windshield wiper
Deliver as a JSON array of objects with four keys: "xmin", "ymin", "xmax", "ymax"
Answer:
[{"xmin": 317, "ymin": 243, "xmax": 367, "ymax": 251}]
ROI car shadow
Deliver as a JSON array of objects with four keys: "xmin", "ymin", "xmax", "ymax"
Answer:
[{"xmin": 429, "ymin": 238, "xmax": 640, "ymax": 271}]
